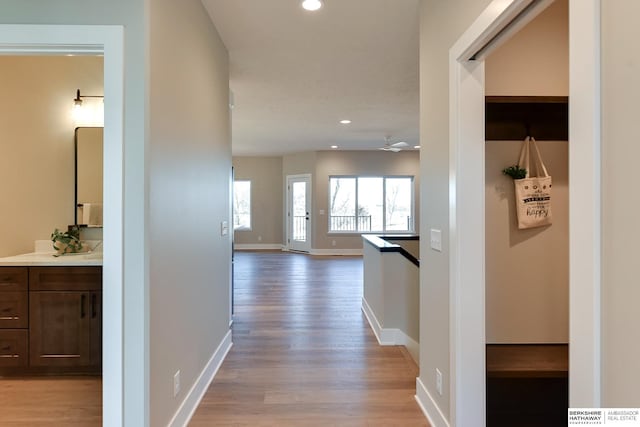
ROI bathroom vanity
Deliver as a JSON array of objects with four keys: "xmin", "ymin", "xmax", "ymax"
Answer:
[{"xmin": 0, "ymin": 253, "xmax": 102, "ymax": 375}]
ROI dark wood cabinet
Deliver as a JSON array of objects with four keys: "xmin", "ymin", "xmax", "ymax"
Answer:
[
  {"xmin": 0, "ymin": 330, "xmax": 28, "ymax": 367},
  {"xmin": 0, "ymin": 267, "xmax": 29, "ymax": 368},
  {"xmin": 0, "ymin": 265, "xmax": 101, "ymax": 374},
  {"xmin": 0, "ymin": 291, "xmax": 28, "ymax": 329},
  {"xmin": 29, "ymin": 267, "xmax": 101, "ymax": 369}
]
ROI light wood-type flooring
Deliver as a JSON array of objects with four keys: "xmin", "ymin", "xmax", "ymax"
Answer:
[
  {"xmin": 0, "ymin": 376, "xmax": 101, "ymax": 426},
  {"xmin": 190, "ymin": 251, "xmax": 428, "ymax": 426},
  {"xmin": 0, "ymin": 252, "xmax": 426, "ymax": 426}
]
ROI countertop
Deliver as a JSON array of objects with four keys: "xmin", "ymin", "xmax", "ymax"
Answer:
[
  {"xmin": 0, "ymin": 251, "xmax": 103, "ymax": 266},
  {"xmin": 362, "ymin": 234, "xmax": 420, "ymax": 267}
]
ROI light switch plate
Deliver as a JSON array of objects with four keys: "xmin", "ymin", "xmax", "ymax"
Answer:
[
  {"xmin": 436, "ymin": 368, "xmax": 443, "ymax": 396},
  {"xmin": 430, "ymin": 229, "xmax": 442, "ymax": 252},
  {"xmin": 221, "ymin": 221, "xmax": 229, "ymax": 236},
  {"xmin": 319, "ymin": 209, "xmax": 325, "ymax": 215}
]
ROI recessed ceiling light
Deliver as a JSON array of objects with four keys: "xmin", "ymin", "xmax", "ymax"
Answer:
[
  {"xmin": 302, "ymin": 0, "xmax": 323, "ymax": 11},
  {"xmin": 340, "ymin": 119, "xmax": 351, "ymax": 124},
  {"xmin": 414, "ymin": 145, "xmax": 421, "ymax": 149},
  {"xmin": 331, "ymin": 145, "xmax": 338, "ymax": 149}
]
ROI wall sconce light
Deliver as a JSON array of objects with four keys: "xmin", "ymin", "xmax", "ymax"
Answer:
[
  {"xmin": 73, "ymin": 88, "xmax": 104, "ymax": 126},
  {"xmin": 73, "ymin": 88, "xmax": 103, "ymax": 107}
]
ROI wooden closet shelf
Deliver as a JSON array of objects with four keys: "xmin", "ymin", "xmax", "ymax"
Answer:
[{"xmin": 486, "ymin": 344, "xmax": 569, "ymax": 378}]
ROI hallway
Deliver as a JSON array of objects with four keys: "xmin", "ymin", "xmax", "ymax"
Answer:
[{"xmin": 190, "ymin": 251, "xmax": 427, "ymax": 426}]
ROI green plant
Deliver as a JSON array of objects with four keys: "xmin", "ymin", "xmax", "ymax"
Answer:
[
  {"xmin": 51, "ymin": 226, "xmax": 83, "ymax": 255},
  {"xmin": 502, "ymin": 165, "xmax": 527, "ymax": 180}
]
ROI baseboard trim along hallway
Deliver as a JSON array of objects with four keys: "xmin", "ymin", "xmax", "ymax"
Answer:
[
  {"xmin": 168, "ymin": 330, "xmax": 233, "ymax": 427},
  {"xmin": 188, "ymin": 251, "xmax": 427, "ymax": 425},
  {"xmin": 415, "ymin": 377, "xmax": 450, "ymax": 427},
  {"xmin": 362, "ymin": 297, "xmax": 419, "ymax": 363}
]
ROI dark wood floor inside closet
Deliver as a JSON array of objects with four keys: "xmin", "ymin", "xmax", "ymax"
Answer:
[{"xmin": 190, "ymin": 251, "xmax": 428, "ymax": 426}]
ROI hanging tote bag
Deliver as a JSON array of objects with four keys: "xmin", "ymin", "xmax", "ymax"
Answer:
[{"xmin": 513, "ymin": 137, "xmax": 553, "ymax": 229}]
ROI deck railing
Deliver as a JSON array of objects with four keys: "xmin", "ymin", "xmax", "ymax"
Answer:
[{"xmin": 329, "ymin": 215, "xmax": 372, "ymax": 231}]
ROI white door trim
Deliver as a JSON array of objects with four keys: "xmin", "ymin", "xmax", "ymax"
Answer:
[
  {"xmin": 0, "ymin": 25, "xmax": 126, "ymax": 426},
  {"xmin": 448, "ymin": 0, "xmax": 601, "ymax": 425},
  {"xmin": 568, "ymin": 0, "xmax": 602, "ymax": 407},
  {"xmin": 286, "ymin": 174, "xmax": 312, "ymax": 252}
]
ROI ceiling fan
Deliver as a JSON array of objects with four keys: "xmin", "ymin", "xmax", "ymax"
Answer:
[{"xmin": 378, "ymin": 137, "xmax": 409, "ymax": 153}]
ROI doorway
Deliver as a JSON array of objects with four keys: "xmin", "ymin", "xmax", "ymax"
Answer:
[
  {"xmin": 446, "ymin": 0, "xmax": 601, "ymax": 425},
  {"xmin": 286, "ymin": 174, "xmax": 312, "ymax": 253},
  {"xmin": 0, "ymin": 24, "xmax": 126, "ymax": 425}
]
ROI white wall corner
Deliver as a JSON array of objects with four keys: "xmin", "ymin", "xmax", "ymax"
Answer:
[
  {"xmin": 415, "ymin": 377, "xmax": 450, "ymax": 427},
  {"xmin": 167, "ymin": 330, "xmax": 233, "ymax": 427}
]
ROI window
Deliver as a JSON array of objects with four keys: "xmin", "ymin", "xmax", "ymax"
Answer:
[
  {"xmin": 233, "ymin": 180, "xmax": 251, "ymax": 230},
  {"xmin": 329, "ymin": 176, "xmax": 414, "ymax": 233}
]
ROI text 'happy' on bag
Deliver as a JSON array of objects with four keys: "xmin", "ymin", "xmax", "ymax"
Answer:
[{"xmin": 513, "ymin": 137, "xmax": 552, "ymax": 229}]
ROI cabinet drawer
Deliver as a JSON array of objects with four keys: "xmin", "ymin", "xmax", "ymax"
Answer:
[
  {"xmin": 0, "ymin": 330, "xmax": 28, "ymax": 367},
  {"xmin": 0, "ymin": 267, "xmax": 28, "ymax": 291},
  {"xmin": 29, "ymin": 267, "xmax": 102, "ymax": 291},
  {"xmin": 0, "ymin": 291, "xmax": 28, "ymax": 328}
]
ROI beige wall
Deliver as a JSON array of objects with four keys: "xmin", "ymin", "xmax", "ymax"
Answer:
[
  {"xmin": 149, "ymin": 0, "xmax": 231, "ymax": 424},
  {"xmin": 485, "ymin": 0, "xmax": 569, "ymax": 96},
  {"xmin": 601, "ymin": 0, "xmax": 640, "ymax": 407},
  {"xmin": 363, "ymin": 244, "xmax": 420, "ymax": 347},
  {"xmin": 484, "ymin": 0, "xmax": 569, "ymax": 344},
  {"xmin": 419, "ymin": 0, "xmax": 494, "ymax": 420},
  {"xmin": 249, "ymin": 150, "xmax": 421, "ymax": 251},
  {"xmin": 0, "ymin": 56, "xmax": 103, "ymax": 257},
  {"xmin": 314, "ymin": 150, "xmax": 420, "ymax": 250},
  {"xmin": 233, "ymin": 156, "xmax": 283, "ymax": 245},
  {"xmin": 485, "ymin": 141, "xmax": 568, "ymax": 343}
]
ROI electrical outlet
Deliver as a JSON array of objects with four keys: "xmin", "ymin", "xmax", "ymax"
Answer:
[
  {"xmin": 173, "ymin": 370, "xmax": 181, "ymax": 397},
  {"xmin": 331, "ymin": 240, "xmax": 336, "ymax": 247},
  {"xmin": 258, "ymin": 235, "xmax": 262, "ymax": 242},
  {"xmin": 436, "ymin": 368, "xmax": 443, "ymax": 396}
]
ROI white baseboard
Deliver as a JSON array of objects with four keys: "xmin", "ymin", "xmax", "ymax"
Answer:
[
  {"xmin": 415, "ymin": 377, "xmax": 450, "ymax": 427},
  {"xmin": 168, "ymin": 330, "xmax": 233, "ymax": 427},
  {"xmin": 361, "ymin": 298, "xmax": 419, "ymax": 363},
  {"xmin": 234, "ymin": 243, "xmax": 283, "ymax": 251},
  {"xmin": 400, "ymin": 333, "xmax": 419, "ymax": 364},
  {"xmin": 361, "ymin": 297, "xmax": 384, "ymax": 343},
  {"xmin": 310, "ymin": 248, "xmax": 363, "ymax": 256}
]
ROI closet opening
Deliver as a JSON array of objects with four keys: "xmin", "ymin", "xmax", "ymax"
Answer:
[{"xmin": 483, "ymin": 1, "xmax": 569, "ymax": 425}]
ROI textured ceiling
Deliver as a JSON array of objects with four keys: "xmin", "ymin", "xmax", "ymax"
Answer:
[{"xmin": 202, "ymin": 0, "xmax": 420, "ymax": 156}]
